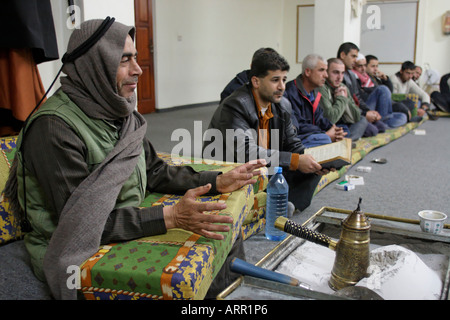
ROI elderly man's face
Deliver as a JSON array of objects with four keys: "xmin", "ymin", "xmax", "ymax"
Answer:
[
  {"xmin": 116, "ymin": 35, "xmax": 142, "ymax": 99},
  {"xmin": 305, "ymin": 60, "xmax": 328, "ymax": 88},
  {"xmin": 413, "ymin": 67, "xmax": 422, "ymax": 81},
  {"xmin": 354, "ymin": 58, "xmax": 367, "ymax": 74}
]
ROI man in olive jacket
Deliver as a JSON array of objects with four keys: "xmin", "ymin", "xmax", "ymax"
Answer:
[{"xmin": 319, "ymin": 58, "xmax": 368, "ymax": 141}]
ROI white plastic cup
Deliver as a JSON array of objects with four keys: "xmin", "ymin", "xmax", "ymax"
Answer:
[{"xmin": 418, "ymin": 210, "xmax": 447, "ymax": 234}]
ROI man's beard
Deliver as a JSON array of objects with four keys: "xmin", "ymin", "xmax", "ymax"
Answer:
[{"xmin": 260, "ymin": 91, "xmax": 283, "ymax": 104}]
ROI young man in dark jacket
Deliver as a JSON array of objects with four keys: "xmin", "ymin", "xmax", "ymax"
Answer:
[
  {"xmin": 204, "ymin": 48, "xmax": 330, "ymax": 212},
  {"xmin": 220, "ymin": 70, "xmax": 249, "ymax": 103}
]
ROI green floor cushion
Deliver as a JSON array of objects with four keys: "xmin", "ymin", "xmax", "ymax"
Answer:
[
  {"xmin": 392, "ymin": 93, "xmax": 419, "ymax": 117},
  {"xmin": 433, "ymin": 111, "xmax": 450, "ymax": 117},
  {"xmin": 80, "ymin": 179, "xmax": 255, "ymax": 300},
  {"xmin": 156, "ymin": 152, "xmax": 269, "ymax": 240}
]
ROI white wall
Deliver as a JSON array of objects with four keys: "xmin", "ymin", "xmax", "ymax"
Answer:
[
  {"xmin": 38, "ymin": 0, "xmax": 450, "ymax": 111},
  {"xmin": 83, "ymin": 0, "xmax": 135, "ymax": 26},
  {"xmin": 313, "ymin": 0, "xmax": 361, "ymax": 60},
  {"xmin": 37, "ymin": 0, "xmax": 135, "ymax": 96},
  {"xmin": 153, "ymin": 0, "xmax": 284, "ymax": 109},
  {"xmin": 282, "ymin": 0, "xmax": 314, "ymax": 81},
  {"xmin": 37, "ymin": 0, "xmax": 75, "ymax": 96},
  {"xmin": 416, "ymin": 0, "xmax": 450, "ymax": 78}
]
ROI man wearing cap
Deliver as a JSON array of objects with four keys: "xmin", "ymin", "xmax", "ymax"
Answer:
[{"xmin": 4, "ymin": 19, "xmax": 265, "ymax": 300}]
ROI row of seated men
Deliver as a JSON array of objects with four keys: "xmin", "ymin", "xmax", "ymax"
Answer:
[{"xmin": 202, "ymin": 42, "xmax": 433, "ymax": 213}]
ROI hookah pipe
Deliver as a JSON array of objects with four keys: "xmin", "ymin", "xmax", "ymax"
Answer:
[
  {"xmin": 275, "ymin": 198, "xmax": 370, "ymax": 291},
  {"xmin": 274, "ymin": 217, "xmax": 338, "ymax": 251},
  {"xmin": 230, "ymin": 258, "xmax": 311, "ymax": 290},
  {"xmin": 275, "ymin": 198, "xmax": 363, "ymax": 251}
]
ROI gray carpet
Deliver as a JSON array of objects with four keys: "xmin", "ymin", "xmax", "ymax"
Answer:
[
  {"xmin": 302, "ymin": 117, "xmax": 450, "ymax": 221},
  {"xmin": 244, "ymin": 117, "xmax": 450, "ymax": 264},
  {"xmin": 301, "ymin": 117, "xmax": 450, "ymax": 222},
  {"xmin": 0, "ymin": 240, "xmax": 52, "ymax": 299}
]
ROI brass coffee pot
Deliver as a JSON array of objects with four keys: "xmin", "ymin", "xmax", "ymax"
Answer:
[{"xmin": 275, "ymin": 198, "xmax": 370, "ymax": 291}]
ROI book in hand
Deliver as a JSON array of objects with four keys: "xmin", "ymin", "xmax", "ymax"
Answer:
[{"xmin": 304, "ymin": 138, "xmax": 352, "ymax": 170}]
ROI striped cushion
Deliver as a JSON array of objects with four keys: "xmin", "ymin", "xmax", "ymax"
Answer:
[{"xmin": 0, "ymin": 136, "xmax": 22, "ymax": 245}]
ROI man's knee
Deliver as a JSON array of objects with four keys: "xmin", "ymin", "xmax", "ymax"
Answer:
[{"xmin": 375, "ymin": 85, "xmax": 391, "ymax": 96}]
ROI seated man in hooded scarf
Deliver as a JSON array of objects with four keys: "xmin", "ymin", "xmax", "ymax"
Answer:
[{"xmin": 4, "ymin": 19, "xmax": 265, "ymax": 300}]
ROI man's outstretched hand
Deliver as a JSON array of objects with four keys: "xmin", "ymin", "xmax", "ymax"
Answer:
[
  {"xmin": 216, "ymin": 159, "xmax": 267, "ymax": 193},
  {"xmin": 163, "ymin": 184, "xmax": 232, "ymax": 240},
  {"xmin": 163, "ymin": 159, "xmax": 267, "ymax": 240}
]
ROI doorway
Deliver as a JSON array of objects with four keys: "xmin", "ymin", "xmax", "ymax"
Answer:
[{"xmin": 134, "ymin": 0, "xmax": 156, "ymax": 114}]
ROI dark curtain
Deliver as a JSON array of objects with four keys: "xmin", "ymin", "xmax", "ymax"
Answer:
[
  {"xmin": 0, "ymin": 0, "xmax": 59, "ymax": 64},
  {"xmin": 0, "ymin": 0, "xmax": 59, "ymax": 135}
]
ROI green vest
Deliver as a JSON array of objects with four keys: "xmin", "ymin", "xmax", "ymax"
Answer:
[{"xmin": 16, "ymin": 90, "xmax": 147, "ymax": 281}]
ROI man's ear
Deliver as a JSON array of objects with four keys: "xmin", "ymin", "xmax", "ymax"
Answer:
[
  {"xmin": 304, "ymin": 68, "xmax": 312, "ymax": 77},
  {"xmin": 251, "ymin": 76, "xmax": 259, "ymax": 88}
]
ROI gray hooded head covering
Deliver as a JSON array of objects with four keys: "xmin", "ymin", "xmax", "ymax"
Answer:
[
  {"xmin": 41, "ymin": 19, "xmax": 148, "ymax": 300},
  {"xmin": 61, "ymin": 19, "xmax": 137, "ymax": 120}
]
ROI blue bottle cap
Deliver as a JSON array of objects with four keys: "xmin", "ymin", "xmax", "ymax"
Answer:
[{"xmin": 274, "ymin": 166, "xmax": 282, "ymax": 174}]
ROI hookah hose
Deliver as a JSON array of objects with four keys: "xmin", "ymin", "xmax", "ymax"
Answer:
[{"xmin": 275, "ymin": 217, "xmax": 337, "ymax": 250}]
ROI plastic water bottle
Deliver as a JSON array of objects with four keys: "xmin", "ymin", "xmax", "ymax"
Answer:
[{"xmin": 265, "ymin": 167, "xmax": 289, "ymax": 241}]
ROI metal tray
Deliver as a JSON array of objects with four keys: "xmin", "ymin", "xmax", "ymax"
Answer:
[{"xmin": 218, "ymin": 207, "xmax": 450, "ymax": 300}]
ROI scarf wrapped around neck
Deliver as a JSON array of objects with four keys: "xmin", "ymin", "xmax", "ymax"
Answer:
[
  {"xmin": 50, "ymin": 19, "xmax": 147, "ymax": 300},
  {"xmin": 8, "ymin": 19, "xmax": 147, "ymax": 299},
  {"xmin": 352, "ymin": 69, "xmax": 374, "ymax": 88}
]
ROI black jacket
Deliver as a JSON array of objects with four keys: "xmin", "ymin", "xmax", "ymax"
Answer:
[
  {"xmin": 343, "ymin": 70, "xmax": 370, "ymax": 115},
  {"xmin": 204, "ymin": 84, "xmax": 304, "ymax": 169},
  {"xmin": 359, "ymin": 75, "xmax": 394, "ymax": 101},
  {"xmin": 220, "ymin": 70, "xmax": 250, "ymax": 103}
]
